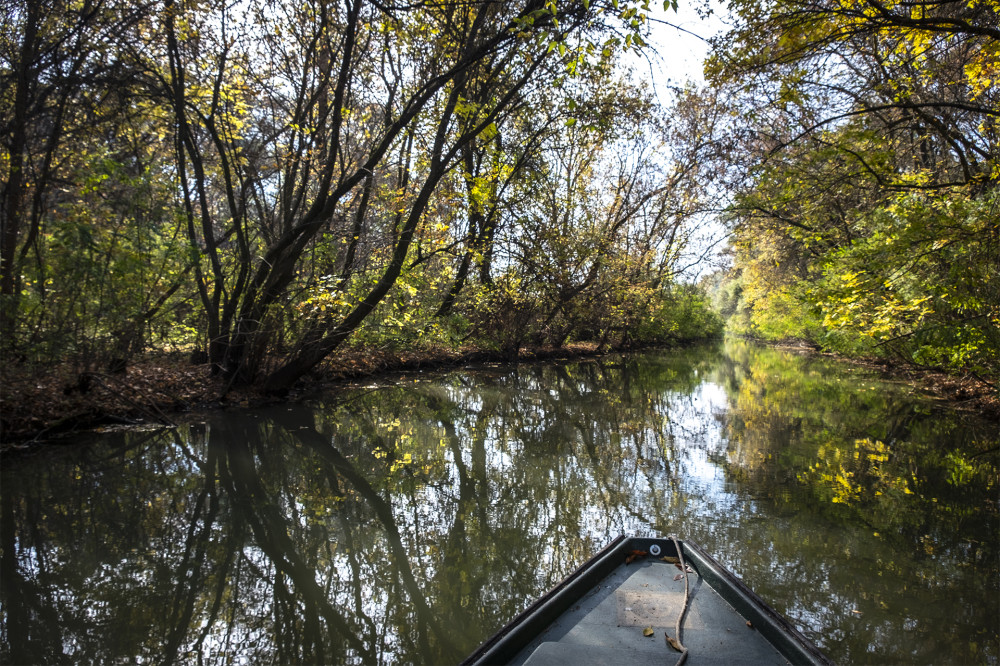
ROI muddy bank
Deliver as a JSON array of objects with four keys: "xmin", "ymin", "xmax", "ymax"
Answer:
[
  {"xmin": 0, "ymin": 343, "xmax": 609, "ymax": 451},
  {"xmin": 3, "ymin": 338, "xmax": 996, "ymax": 453},
  {"xmin": 833, "ymin": 355, "xmax": 999, "ymax": 422},
  {"xmin": 768, "ymin": 338, "xmax": 1000, "ymax": 422}
]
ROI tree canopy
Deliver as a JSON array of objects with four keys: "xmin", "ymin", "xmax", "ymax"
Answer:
[
  {"xmin": 702, "ymin": 0, "xmax": 999, "ymax": 383},
  {"xmin": 2, "ymin": 0, "xmax": 722, "ymax": 394},
  {"xmin": 4, "ymin": 0, "xmax": 994, "ymax": 399}
]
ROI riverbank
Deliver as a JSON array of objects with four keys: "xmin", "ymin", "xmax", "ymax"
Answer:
[
  {"xmin": 0, "ymin": 343, "xmax": 609, "ymax": 451},
  {"xmin": 768, "ymin": 338, "xmax": 1000, "ymax": 422},
  {"xmin": 3, "ymin": 338, "xmax": 997, "ymax": 452}
]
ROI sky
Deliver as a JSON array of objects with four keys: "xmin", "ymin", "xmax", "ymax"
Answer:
[
  {"xmin": 629, "ymin": 1, "xmax": 730, "ymax": 94},
  {"xmin": 625, "ymin": 2, "xmax": 734, "ymax": 279}
]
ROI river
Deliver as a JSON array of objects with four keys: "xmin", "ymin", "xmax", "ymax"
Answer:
[{"xmin": 2, "ymin": 339, "xmax": 997, "ymax": 664}]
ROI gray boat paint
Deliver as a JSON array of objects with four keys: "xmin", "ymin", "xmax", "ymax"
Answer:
[{"xmin": 464, "ymin": 536, "xmax": 833, "ymax": 666}]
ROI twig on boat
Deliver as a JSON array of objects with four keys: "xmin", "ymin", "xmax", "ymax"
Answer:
[{"xmin": 665, "ymin": 536, "xmax": 691, "ymax": 665}]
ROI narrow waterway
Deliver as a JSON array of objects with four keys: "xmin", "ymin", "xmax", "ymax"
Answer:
[{"xmin": 2, "ymin": 339, "xmax": 997, "ymax": 665}]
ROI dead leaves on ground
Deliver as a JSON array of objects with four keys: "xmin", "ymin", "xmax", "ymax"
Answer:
[{"xmin": 1, "ymin": 355, "xmax": 221, "ymax": 446}]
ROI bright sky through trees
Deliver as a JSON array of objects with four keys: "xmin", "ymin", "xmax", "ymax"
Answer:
[
  {"xmin": 631, "ymin": 1, "xmax": 727, "ymax": 91},
  {"xmin": 621, "ymin": 1, "xmax": 732, "ymax": 280},
  {"xmin": 1, "ymin": 0, "xmax": 727, "ymax": 389}
]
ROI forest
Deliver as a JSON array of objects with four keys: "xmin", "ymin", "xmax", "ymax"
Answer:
[
  {"xmin": 1, "ymin": 0, "xmax": 997, "ymax": 428},
  {"xmin": 1, "ymin": 2, "xmax": 998, "ymax": 660},
  {"xmin": 704, "ymin": 0, "xmax": 999, "ymax": 384}
]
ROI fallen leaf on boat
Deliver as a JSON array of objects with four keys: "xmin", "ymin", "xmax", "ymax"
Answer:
[
  {"xmin": 673, "ymin": 573, "xmax": 684, "ymax": 581},
  {"xmin": 665, "ymin": 634, "xmax": 683, "ymax": 652},
  {"xmin": 746, "ymin": 621, "xmax": 754, "ymax": 629},
  {"xmin": 643, "ymin": 626, "xmax": 654, "ymax": 637},
  {"xmin": 625, "ymin": 550, "xmax": 648, "ymax": 564},
  {"xmin": 660, "ymin": 556, "xmax": 680, "ymax": 564}
]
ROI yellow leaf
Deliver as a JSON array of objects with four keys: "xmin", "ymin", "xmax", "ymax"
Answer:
[{"xmin": 643, "ymin": 626, "xmax": 654, "ymax": 637}]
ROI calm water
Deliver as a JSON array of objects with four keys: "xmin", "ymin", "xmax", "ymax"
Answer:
[{"xmin": 2, "ymin": 339, "xmax": 997, "ymax": 665}]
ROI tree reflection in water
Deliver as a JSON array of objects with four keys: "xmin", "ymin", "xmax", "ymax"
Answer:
[{"xmin": 2, "ymin": 341, "xmax": 997, "ymax": 664}]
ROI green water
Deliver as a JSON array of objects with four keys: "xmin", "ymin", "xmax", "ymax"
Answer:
[{"xmin": 2, "ymin": 339, "xmax": 997, "ymax": 664}]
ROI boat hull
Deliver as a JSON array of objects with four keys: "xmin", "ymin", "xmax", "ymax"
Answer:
[{"xmin": 462, "ymin": 535, "xmax": 833, "ymax": 666}]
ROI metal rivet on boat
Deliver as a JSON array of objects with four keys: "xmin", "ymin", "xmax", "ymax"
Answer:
[{"xmin": 649, "ymin": 544, "xmax": 661, "ymax": 556}]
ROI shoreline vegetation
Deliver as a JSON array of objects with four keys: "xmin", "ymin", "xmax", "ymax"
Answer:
[
  {"xmin": 767, "ymin": 338, "xmax": 1000, "ymax": 421},
  {"xmin": 3, "ymin": 2, "xmax": 996, "ymax": 451},
  {"xmin": 3, "ymin": 337, "xmax": 997, "ymax": 454},
  {"xmin": 0, "ymin": 342, "xmax": 622, "ymax": 450}
]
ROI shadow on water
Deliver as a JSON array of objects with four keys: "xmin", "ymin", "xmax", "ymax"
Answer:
[{"xmin": 2, "ymin": 339, "xmax": 997, "ymax": 664}]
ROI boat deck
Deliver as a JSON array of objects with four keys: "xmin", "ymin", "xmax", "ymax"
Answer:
[
  {"xmin": 510, "ymin": 557, "xmax": 792, "ymax": 665},
  {"xmin": 463, "ymin": 536, "xmax": 831, "ymax": 666}
]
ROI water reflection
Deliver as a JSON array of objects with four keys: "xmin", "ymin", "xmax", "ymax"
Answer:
[{"xmin": 2, "ymin": 340, "xmax": 997, "ymax": 664}]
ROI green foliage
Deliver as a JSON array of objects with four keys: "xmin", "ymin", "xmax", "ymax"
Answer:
[
  {"xmin": 702, "ymin": 0, "xmax": 1000, "ymax": 382},
  {"xmin": 12, "ymin": 149, "xmax": 192, "ymax": 366},
  {"xmin": 721, "ymin": 148, "xmax": 999, "ymax": 377},
  {"xmin": 813, "ymin": 190, "xmax": 1000, "ymax": 373},
  {"xmin": 635, "ymin": 283, "xmax": 723, "ymax": 343},
  {"xmin": 1, "ymin": 0, "xmax": 727, "ymax": 382}
]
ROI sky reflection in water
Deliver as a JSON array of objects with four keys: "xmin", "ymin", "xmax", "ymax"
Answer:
[{"xmin": 2, "ymin": 339, "xmax": 997, "ymax": 665}]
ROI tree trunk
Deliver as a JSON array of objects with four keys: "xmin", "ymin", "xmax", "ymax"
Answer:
[{"xmin": 0, "ymin": 0, "xmax": 39, "ymax": 343}]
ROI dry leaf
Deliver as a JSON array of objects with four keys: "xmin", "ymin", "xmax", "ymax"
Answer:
[
  {"xmin": 660, "ymin": 556, "xmax": 680, "ymax": 564},
  {"xmin": 665, "ymin": 634, "xmax": 683, "ymax": 652},
  {"xmin": 643, "ymin": 626, "xmax": 654, "ymax": 637},
  {"xmin": 746, "ymin": 621, "xmax": 754, "ymax": 629},
  {"xmin": 625, "ymin": 550, "xmax": 648, "ymax": 564},
  {"xmin": 673, "ymin": 573, "xmax": 684, "ymax": 581}
]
